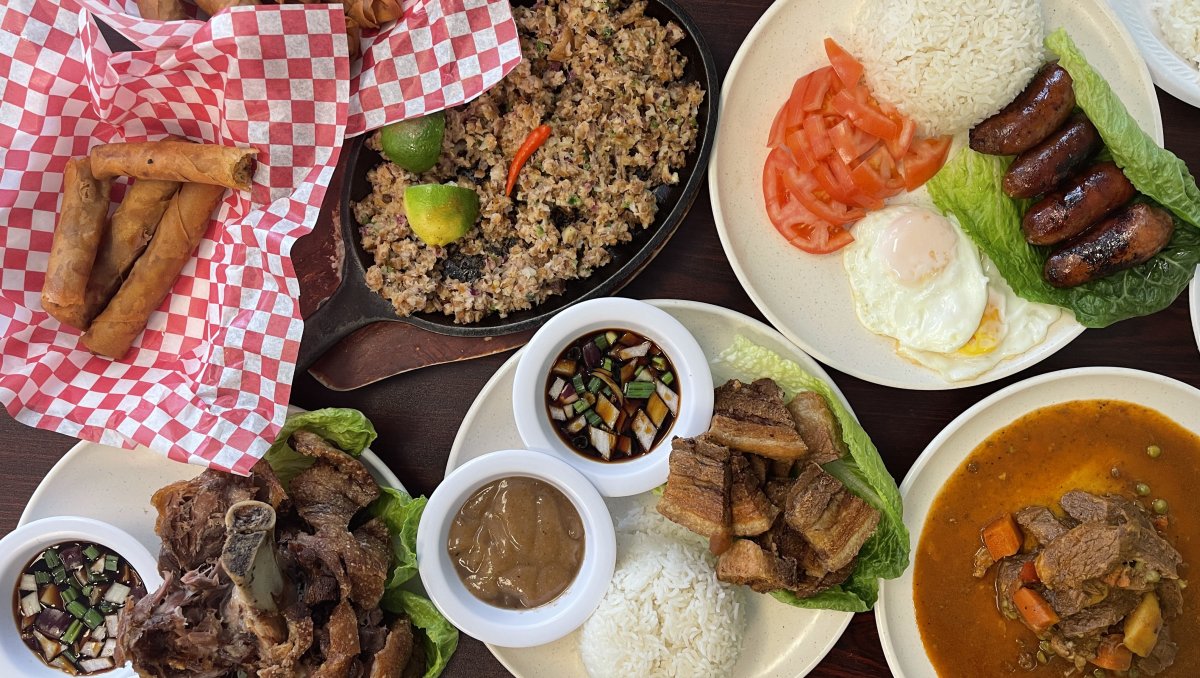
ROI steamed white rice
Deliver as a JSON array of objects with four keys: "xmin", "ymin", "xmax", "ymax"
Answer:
[
  {"xmin": 1154, "ymin": 0, "xmax": 1200, "ymax": 70},
  {"xmin": 851, "ymin": 0, "xmax": 1045, "ymax": 136},
  {"xmin": 579, "ymin": 501, "xmax": 745, "ymax": 678}
]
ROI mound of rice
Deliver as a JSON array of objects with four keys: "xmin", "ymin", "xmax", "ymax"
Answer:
[
  {"xmin": 579, "ymin": 503, "xmax": 744, "ymax": 677},
  {"xmin": 851, "ymin": 0, "xmax": 1045, "ymax": 136},
  {"xmin": 1154, "ymin": 0, "xmax": 1200, "ymax": 70}
]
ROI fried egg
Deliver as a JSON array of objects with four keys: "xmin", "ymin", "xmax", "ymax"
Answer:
[
  {"xmin": 843, "ymin": 205, "xmax": 989, "ymax": 353},
  {"xmin": 898, "ymin": 259, "xmax": 1061, "ymax": 381}
]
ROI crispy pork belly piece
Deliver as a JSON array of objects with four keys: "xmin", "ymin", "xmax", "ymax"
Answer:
[
  {"xmin": 785, "ymin": 463, "xmax": 881, "ymax": 573},
  {"xmin": 716, "ymin": 539, "xmax": 797, "ymax": 593},
  {"xmin": 730, "ymin": 454, "xmax": 779, "ymax": 537},
  {"xmin": 707, "ymin": 379, "xmax": 809, "ymax": 460},
  {"xmin": 785, "ymin": 391, "xmax": 848, "ymax": 464},
  {"xmin": 657, "ymin": 436, "xmax": 732, "ymax": 540}
]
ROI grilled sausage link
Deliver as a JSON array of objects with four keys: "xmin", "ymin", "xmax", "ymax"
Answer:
[
  {"xmin": 1022, "ymin": 162, "xmax": 1136, "ymax": 246},
  {"xmin": 1002, "ymin": 114, "xmax": 1101, "ymax": 199},
  {"xmin": 1044, "ymin": 203, "xmax": 1176, "ymax": 288},
  {"xmin": 969, "ymin": 64, "xmax": 1075, "ymax": 156}
]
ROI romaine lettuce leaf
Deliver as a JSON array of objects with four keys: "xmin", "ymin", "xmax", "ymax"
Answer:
[
  {"xmin": 371, "ymin": 487, "xmax": 427, "ymax": 591},
  {"xmin": 1046, "ymin": 29, "xmax": 1200, "ymax": 228},
  {"xmin": 928, "ymin": 148, "xmax": 1200, "ymax": 328},
  {"xmin": 263, "ymin": 408, "xmax": 378, "ymax": 487},
  {"xmin": 385, "ymin": 591, "xmax": 459, "ymax": 678},
  {"xmin": 717, "ymin": 336, "xmax": 909, "ymax": 611}
]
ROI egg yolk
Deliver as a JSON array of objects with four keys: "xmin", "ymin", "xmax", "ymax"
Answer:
[
  {"xmin": 958, "ymin": 293, "xmax": 1005, "ymax": 356},
  {"xmin": 879, "ymin": 209, "xmax": 959, "ymax": 284}
]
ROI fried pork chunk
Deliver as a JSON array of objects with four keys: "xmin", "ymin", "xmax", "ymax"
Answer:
[
  {"xmin": 657, "ymin": 435, "xmax": 732, "ymax": 540},
  {"xmin": 707, "ymin": 379, "xmax": 809, "ymax": 460},
  {"xmin": 785, "ymin": 463, "xmax": 881, "ymax": 574},
  {"xmin": 730, "ymin": 453, "xmax": 779, "ymax": 537},
  {"xmin": 786, "ymin": 391, "xmax": 849, "ymax": 465}
]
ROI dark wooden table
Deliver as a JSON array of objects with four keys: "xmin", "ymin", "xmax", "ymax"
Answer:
[{"xmin": 4, "ymin": 2, "xmax": 1200, "ymax": 676}]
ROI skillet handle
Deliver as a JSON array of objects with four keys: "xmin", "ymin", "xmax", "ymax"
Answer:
[{"xmin": 294, "ymin": 280, "xmax": 385, "ymax": 372}]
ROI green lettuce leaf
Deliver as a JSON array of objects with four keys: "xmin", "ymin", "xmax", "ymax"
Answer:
[
  {"xmin": 383, "ymin": 591, "xmax": 459, "ymax": 678},
  {"xmin": 371, "ymin": 487, "xmax": 427, "ymax": 591},
  {"xmin": 928, "ymin": 148, "xmax": 1200, "ymax": 328},
  {"xmin": 716, "ymin": 336, "xmax": 909, "ymax": 611},
  {"xmin": 1046, "ymin": 29, "xmax": 1200, "ymax": 228},
  {"xmin": 263, "ymin": 408, "xmax": 378, "ymax": 487}
]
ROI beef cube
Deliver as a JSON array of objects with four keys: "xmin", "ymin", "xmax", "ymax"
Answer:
[
  {"xmin": 657, "ymin": 436, "xmax": 732, "ymax": 540},
  {"xmin": 785, "ymin": 391, "xmax": 848, "ymax": 464},
  {"xmin": 1158, "ymin": 580, "xmax": 1184, "ymax": 621},
  {"xmin": 994, "ymin": 554, "xmax": 1036, "ymax": 621},
  {"xmin": 1037, "ymin": 522, "xmax": 1181, "ymax": 594},
  {"xmin": 1057, "ymin": 589, "xmax": 1140, "ymax": 639},
  {"xmin": 707, "ymin": 379, "xmax": 809, "ymax": 460},
  {"xmin": 1014, "ymin": 505, "xmax": 1070, "ymax": 546},
  {"xmin": 1060, "ymin": 490, "xmax": 1153, "ymax": 531},
  {"xmin": 784, "ymin": 463, "xmax": 880, "ymax": 573},
  {"xmin": 1044, "ymin": 581, "xmax": 1109, "ymax": 618},
  {"xmin": 716, "ymin": 539, "xmax": 797, "ymax": 593},
  {"xmin": 730, "ymin": 454, "xmax": 779, "ymax": 537},
  {"xmin": 1134, "ymin": 625, "xmax": 1178, "ymax": 676}
]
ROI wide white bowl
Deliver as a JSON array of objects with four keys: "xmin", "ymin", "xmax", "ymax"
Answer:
[
  {"xmin": 1109, "ymin": 0, "xmax": 1200, "ymax": 108},
  {"xmin": 416, "ymin": 449, "xmax": 616, "ymax": 648},
  {"xmin": 511, "ymin": 297, "xmax": 714, "ymax": 496},
  {"xmin": 0, "ymin": 516, "xmax": 163, "ymax": 678},
  {"xmin": 876, "ymin": 366, "xmax": 1200, "ymax": 677}
]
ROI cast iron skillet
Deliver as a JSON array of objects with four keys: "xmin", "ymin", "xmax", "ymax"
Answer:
[{"xmin": 297, "ymin": 0, "xmax": 720, "ymax": 369}]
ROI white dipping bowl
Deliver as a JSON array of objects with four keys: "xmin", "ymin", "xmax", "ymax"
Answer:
[
  {"xmin": 0, "ymin": 516, "xmax": 162, "ymax": 678},
  {"xmin": 416, "ymin": 449, "xmax": 616, "ymax": 648},
  {"xmin": 512, "ymin": 297, "xmax": 715, "ymax": 496}
]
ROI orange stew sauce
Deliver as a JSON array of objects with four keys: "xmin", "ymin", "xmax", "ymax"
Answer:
[{"xmin": 914, "ymin": 400, "xmax": 1200, "ymax": 677}]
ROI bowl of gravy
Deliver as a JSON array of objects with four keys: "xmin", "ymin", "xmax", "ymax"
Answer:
[{"xmin": 416, "ymin": 449, "xmax": 616, "ymax": 648}]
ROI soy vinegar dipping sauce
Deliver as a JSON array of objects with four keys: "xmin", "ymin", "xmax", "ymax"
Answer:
[{"xmin": 447, "ymin": 477, "xmax": 585, "ymax": 609}]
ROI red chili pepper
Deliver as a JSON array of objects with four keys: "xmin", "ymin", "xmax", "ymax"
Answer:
[{"xmin": 505, "ymin": 124, "xmax": 552, "ymax": 197}]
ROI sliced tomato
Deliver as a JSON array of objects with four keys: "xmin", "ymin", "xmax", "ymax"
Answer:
[
  {"xmin": 831, "ymin": 89, "xmax": 899, "ymax": 140},
  {"xmin": 823, "ymin": 153, "xmax": 880, "ymax": 210},
  {"xmin": 802, "ymin": 113, "xmax": 833, "ymax": 160},
  {"xmin": 823, "ymin": 38, "xmax": 864, "ymax": 89},
  {"xmin": 784, "ymin": 129, "xmax": 819, "ymax": 173},
  {"xmin": 885, "ymin": 115, "xmax": 917, "ymax": 159},
  {"xmin": 800, "ymin": 66, "xmax": 836, "ymax": 113},
  {"xmin": 810, "ymin": 161, "xmax": 855, "ymax": 206},
  {"xmin": 900, "ymin": 136, "xmax": 953, "ymax": 191},
  {"xmin": 769, "ymin": 76, "xmax": 811, "ymax": 147},
  {"xmin": 762, "ymin": 146, "xmax": 794, "ymax": 224},
  {"xmin": 782, "ymin": 221, "xmax": 855, "ymax": 254},
  {"xmin": 783, "ymin": 166, "xmax": 865, "ymax": 225},
  {"xmin": 828, "ymin": 119, "xmax": 880, "ymax": 166}
]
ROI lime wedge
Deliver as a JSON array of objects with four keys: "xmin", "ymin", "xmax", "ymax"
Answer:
[
  {"xmin": 379, "ymin": 111, "xmax": 445, "ymax": 173},
  {"xmin": 404, "ymin": 184, "xmax": 480, "ymax": 247}
]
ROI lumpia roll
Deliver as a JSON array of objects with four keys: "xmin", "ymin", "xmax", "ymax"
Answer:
[
  {"xmin": 42, "ymin": 158, "xmax": 111, "ymax": 330},
  {"xmin": 80, "ymin": 178, "xmax": 181, "ymax": 326},
  {"xmin": 135, "ymin": 0, "xmax": 187, "ymax": 20},
  {"xmin": 90, "ymin": 141, "xmax": 258, "ymax": 192},
  {"xmin": 194, "ymin": 0, "xmax": 259, "ymax": 17},
  {"xmin": 82, "ymin": 183, "xmax": 227, "ymax": 360}
]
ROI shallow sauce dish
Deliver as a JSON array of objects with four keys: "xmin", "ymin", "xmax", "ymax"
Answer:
[
  {"xmin": 0, "ymin": 517, "xmax": 162, "ymax": 678},
  {"xmin": 878, "ymin": 367, "xmax": 1200, "ymax": 677},
  {"xmin": 710, "ymin": 0, "xmax": 1161, "ymax": 389},
  {"xmin": 512, "ymin": 298, "xmax": 714, "ymax": 497}
]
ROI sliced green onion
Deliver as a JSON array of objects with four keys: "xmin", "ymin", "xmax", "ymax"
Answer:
[
  {"xmin": 61, "ymin": 588, "xmax": 79, "ymax": 605},
  {"xmin": 587, "ymin": 377, "xmax": 602, "ymax": 393},
  {"xmin": 573, "ymin": 399, "xmax": 590, "ymax": 414},
  {"xmin": 52, "ymin": 566, "xmax": 69, "ymax": 586},
  {"xmin": 82, "ymin": 608, "xmax": 104, "ymax": 630},
  {"xmin": 62, "ymin": 619, "xmax": 84, "ymax": 645},
  {"xmin": 35, "ymin": 571, "xmax": 51, "ymax": 586},
  {"xmin": 605, "ymin": 331, "xmax": 619, "ymax": 346},
  {"xmin": 82, "ymin": 545, "xmax": 100, "ymax": 562},
  {"xmin": 601, "ymin": 358, "xmax": 614, "ymax": 372},
  {"xmin": 661, "ymin": 371, "xmax": 674, "ymax": 385},
  {"xmin": 572, "ymin": 374, "xmax": 586, "ymax": 393},
  {"xmin": 43, "ymin": 548, "xmax": 62, "ymax": 569},
  {"xmin": 584, "ymin": 410, "xmax": 603, "ymax": 427},
  {"xmin": 651, "ymin": 356, "xmax": 667, "ymax": 370},
  {"xmin": 66, "ymin": 600, "xmax": 88, "ymax": 620},
  {"xmin": 104, "ymin": 555, "xmax": 118, "ymax": 572},
  {"xmin": 593, "ymin": 333, "xmax": 610, "ymax": 350},
  {"xmin": 80, "ymin": 585, "xmax": 93, "ymax": 596},
  {"xmin": 61, "ymin": 649, "xmax": 79, "ymax": 665},
  {"xmin": 624, "ymin": 381, "xmax": 656, "ymax": 399}
]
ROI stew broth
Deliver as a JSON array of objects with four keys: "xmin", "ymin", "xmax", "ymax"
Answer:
[{"xmin": 915, "ymin": 400, "xmax": 1199, "ymax": 676}]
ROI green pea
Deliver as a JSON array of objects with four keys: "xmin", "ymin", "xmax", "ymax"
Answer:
[
  {"xmin": 1147, "ymin": 444, "xmax": 1162, "ymax": 458},
  {"xmin": 1036, "ymin": 650, "xmax": 1048, "ymax": 664},
  {"xmin": 1135, "ymin": 483, "xmax": 1151, "ymax": 496},
  {"xmin": 1153, "ymin": 498, "xmax": 1169, "ymax": 515}
]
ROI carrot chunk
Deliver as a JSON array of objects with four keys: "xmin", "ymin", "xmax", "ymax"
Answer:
[
  {"xmin": 981, "ymin": 513, "xmax": 1024, "ymax": 560},
  {"xmin": 1013, "ymin": 587, "xmax": 1060, "ymax": 633},
  {"xmin": 1093, "ymin": 634, "xmax": 1133, "ymax": 671}
]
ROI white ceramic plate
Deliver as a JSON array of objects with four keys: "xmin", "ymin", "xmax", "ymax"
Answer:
[
  {"xmin": 876, "ymin": 366, "xmax": 1200, "ymax": 676},
  {"xmin": 448, "ymin": 299, "xmax": 856, "ymax": 678},
  {"xmin": 1109, "ymin": 0, "xmax": 1200, "ymax": 108},
  {"xmin": 710, "ymin": 0, "xmax": 1163, "ymax": 390},
  {"xmin": 20, "ymin": 431, "xmax": 404, "ymax": 554}
]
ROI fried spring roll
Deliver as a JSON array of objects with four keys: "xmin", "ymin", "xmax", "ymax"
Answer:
[
  {"xmin": 135, "ymin": 0, "xmax": 188, "ymax": 20},
  {"xmin": 195, "ymin": 0, "xmax": 259, "ymax": 16},
  {"xmin": 80, "ymin": 179, "xmax": 182, "ymax": 327},
  {"xmin": 82, "ymin": 183, "xmax": 227, "ymax": 360},
  {"xmin": 42, "ymin": 158, "xmax": 112, "ymax": 330},
  {"xmin": 90, "ymin": 141, "xmax": 258, "ymax": 192}
]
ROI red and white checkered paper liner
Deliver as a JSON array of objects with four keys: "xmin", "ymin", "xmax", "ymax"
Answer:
[
  {"xmin": 0, "ymin": 0, "xmax": 351, "ymax": 474},
  {"xmin": 75, "ymin": 0, "xmax": 523, "ymax": 136}
]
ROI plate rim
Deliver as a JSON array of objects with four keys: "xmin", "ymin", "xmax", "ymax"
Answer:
[
  {"xmin": 446, "ymin": 297, "xmax": 857, "ymax": 678},
  {"xmin": 1191, "ymin": 270, "xmax": 1200, "ymax": 356},
  {"xmin": 874, "ymin": 365, "xmax": 1198, "ymax": 677},
  {"xmin": 708, "ymin": 0, "xmax": 1162, "ymax": 391}
]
